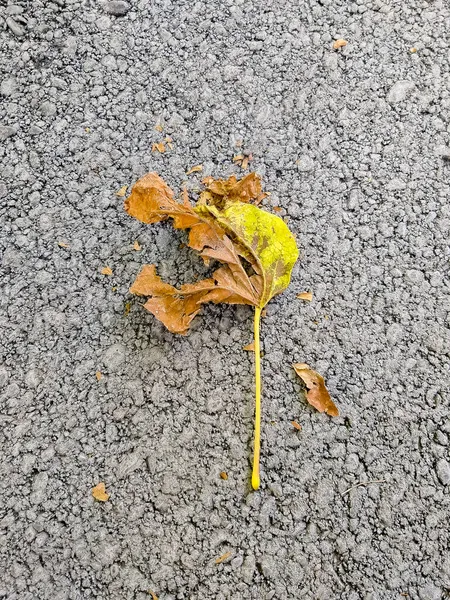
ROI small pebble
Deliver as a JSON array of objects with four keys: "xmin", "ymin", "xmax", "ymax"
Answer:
[
  {"xmin": 105, "ymin": 0, "xmax": 130, "ymax": 16},
  {"xmin": 6, "ymin": 17, "xmax": 26, "ymax": 37},
  {"xmin": 436, "ymin": 459, "xmax": 450, "ymax": 485}
]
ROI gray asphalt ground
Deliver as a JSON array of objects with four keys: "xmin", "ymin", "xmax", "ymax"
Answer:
[{"xmin": 1, "ymin": 0, "xmax": 450, "ymax": 599}]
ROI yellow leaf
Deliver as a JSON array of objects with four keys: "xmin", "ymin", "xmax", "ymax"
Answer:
[
  {"xmin": 201, "ymin": 201, "xmax": 299, "ymax": 307},
  {"xmin": 95, "ymin": 371, "xmax": 102, "ymax": 381},
  {"xmin": 293, "ymin": 363, "xmax": 339, "ymax": 416},
  {"xmin": 101, "ymin": 266, "xmax": 113, "ymax": 275},
  {"xmin": 133, "ymin": 240, "xmax": 141, "ymax": 251},
  {"xmin": 243, "ymin": 341, "xmax": 255, "ymax": 352},
  {"xmin": 297, "ymin": 291, "xmax": 313, "ymax": 301},
  {"xmin": 92, "ymin": 482, "xmax": 109, "ymax": 502},
  {"xmin": 333, "ymin": 39, "xmax": 348, "ymax": 49},
  {"xmin": 215, "ymin": 551, "xmax": 232, "ymax": 564},
  {"xmin": 220, "ymin": 471, "xmax": 228, "ymax": 480},
  {"xmin": 152, "ymin": 142, "xmax": 166, "ymax": 153},
  {"xmin": 186, "ymin": 165, "xmax": 203, "ymax": 175},
  {"xmin": 116, "ymin": 185, "xmax": 128, "ymax": 197},
  {"xmin": 154, "ymin": 124, "xmax": 163, "ymax": 132},
  {"xmin": 58, "ymin": 241, "xmax": 69, "ymax": 248},
  {"xmin": 148, "ymin": 592, "xmax": 158, "ymax": 600},
  {"xmin": 124, "ymin": 302, "xmax": 131, "ymax": 316}
]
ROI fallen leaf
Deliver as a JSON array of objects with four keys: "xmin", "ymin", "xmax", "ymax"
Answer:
[
  {"xmin": 92, "ymin": 482, "xmax": 109, "ymax": 502},
  {"xmin": 126, "ymin": 172, "xmax": 299, "ymax": 489},
  {"xmin": 220, "ymin": 471, "xmax": 228, "ymax": 480},
  {"xmin": 111, "ymin": 287, "xmax": 117, "ymax": 292},
  {"xmin": 291, "ymin": 420, "xmax": 302, "ymax": 431},
  {"xmin": 333, "ymin": 39, "xmax": 348, "ymax": 49},
  {"xmin": 186, "ymin": 165, "xmax": 203, "ymax": 175},
  {"xmin": 116, "ymin": 185, "xmax": 128, "ymax": 197},
  {"xmin": 152, "ymin": 142, "xmax": 166, "ymax": 153},
  {"xmin": 215, "ymin": 551, "xmax": 232, "ymax": 564},
  {"xmin": 101, "ymin": 266, "xmax": 113, "ymax": 276},
  {"xmin": 243, "ymin": 341, "xmax": 255, "ymax": 352},
  {"xmin": 233, "ymin": 153, "xmax": 253, "ymax": 170},
  {"xmin": 58, "ymin": 241, "xmax": 69, "ymax": 248},
  {"xmin": 124, "ymin": 302, "xmax": 131, "ymax": 316},
  {"xmin": 133, "ymin": 240, "xmax": 141, "ymax": 251},
  {"xmin": 148, "ymin": 592, "xmax": 159, "ymax": 600},
  {"xmin": 293, "ymin": 363, "xmax": 339, "ymax": 416},
  {"xmin": 233, "ymin": 154, "xmax": 244, "ymax": 162},
  {"xmin": 273, "ymin": 206, "xmax": 282, "ymax": 213},
  {"xmin": 95, "ymin": 371, "xmax": 102, "ymax": 381},
  {"xmin": 154, "ymin": 124, "xmax": 163, "ymax": 132},
  {"xmin": 297, "ymin": 291, "xmax": 313, "ymax": 302},
  {"xmin": 241, "ymin": 156, "xmax": 249, "ymax": 170},
  {"xmin": 410, "ymin": 47, "xmax": 417, "ymax": 54}
]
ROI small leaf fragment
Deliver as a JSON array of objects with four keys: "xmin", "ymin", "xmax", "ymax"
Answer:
[
  {"xmin": 92, "ymin": 482, "xmax": 109, "ymax": 502},
  {"xmin": 186, "ymin": 164, "xmax": 203, "ymax": 175},
  {"xmin": 133, "ymin": 240, "xmax": 141, "ymax": 251},
  {"xmin": 333, "ymin": 38, "xmax": 348, "ymax": 49},
  {"xmin": 148, "ymin": 592, "xmax": 159, "ymax": 600},
  {"xmin": 95, "ymin": 371, "xmax": 102, "ymax": 381},
  {"xmin": 220, "ymin": 471, "xmax": 228, "ymax": 480},
  {"xmin": 215, "ymin": 551, "xmax": 232, "ymax": 564},
  {"xmin": 58, "ymin": 241, "xmax": 69, "ymax": 248},
  {"xmin": 243, "ymin": 341, "xmax": 255, "ymax": 352},
  {"xmin": 273, "ymin": 206, "xmax": 282, "ymax": 213},
  {"xmin": 291, "ymin": 420, "xmax": 302, "ymax": 431},
  {"xmin": 124, "ymin": 302, "xmax": 131, "ymax": 316},
  {"xmin": 152, "ymin": 142, "xmax": 166, "ymax": 153},
  {"xmin": 154, "ymin": 123, "xmax": 163, "ymax": 132},
  {"xmin": 101, "ymin": 266, "xmax": 113, "ymax": 276},
  {"xmin": 297, "ymin": 291, "xmax": 313, "ymax": 302},
  {"xmin": 116, "ymin": 185, "xmax": 128, "ymax": 197},
  {"xmin": 293, "ymin": 363, "xmax": 339, "ymax": 416}
]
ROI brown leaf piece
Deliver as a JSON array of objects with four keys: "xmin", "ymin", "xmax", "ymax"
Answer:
[
  {"xmin": 152, "ymin": 142, "xmax": 166, "ymax": 153},
  {"xmin": 92, "ymin": 482, "xmax": 109, "ymax": 502},
  {"xmin": 215, "ymin": 551, "xmax": 232, "ymax": 564},
  {"xmin": 220, "ymin": 471, "xmax": 228, "ymax": 480},
  {"xmin": 116, "ymin": 185, "xmax": 128, "ymax": 197},
  {"xmin": 186, "ymin": 164, "xmax": 203, "ymax": 175},
  {"xmin": 297, "ymin": 291, "xmax": 313, "ymax": 302},
  {"xmin": 95, "ymin": 371, "xmax": 102, "ymax": 381},
  {"xmin": 154, "ymin": 123, "xmax": 163, "ymax": 132},
  {"xmin": 333, "ymin": 38, "xmax": 348, "ymax": 49},
  {"xmin": 101, "ymin": 266, "xmax": 113, "ymax": 275},
  {"xmin": 291, "ymin": 420, "xmax": 302, "ymax": 430},
  {"xmin": 133, "ymin": 240, "xmax": 141, "ymax": 251},
  {"xmin": 148, "ymin": 592, "xmax": 159, "ymax": 600},
  {"xmin": 243, "ymin": 341, "xmax": 255, "ymax": 352},
  {"xmin": 293, "ymin": 363, "xmax": 339, "ymax": 416},
  {"xmin": 201, "ymin": 172, "xmax": 261, "ymax": 205},
  {"xmin": 58, "ymin": 241, "xmax": 69, "ymax": 248}
]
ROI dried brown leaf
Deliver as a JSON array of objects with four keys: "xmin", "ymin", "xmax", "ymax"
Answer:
[
  {"xmin": 202, "ymin": 172, "xmax": 262, "ymax": 205},
  {"xmin": 95, "ymin": 371, "xmax": 102, "ymax": 381},
  {"xmin": 333, "ymin": 38, "xmax": 348, "ymax": 49},
  {"xmin": 58, "ymin": 241, "xmax": 69, "ymax": 248},
  {"xmin": 220, "ymin": 471, "xmax": 228, "ymax": 480},
  {"xmin": 124, "ymin": 302, "xmax": 131, "ymax": 316},
  {"xmin": 116, "ymin": 185, "xmax": 128, "ymax": 197},
  {"xmin": 215, "ymin": 551, "xmax": 232, "ymax": 564},
  {"xmin": 133, "ymin": 240, "xmax": 141, "ymax": 251},
  {"xmin": 297, "ymin": 291, "xmax": 313, "ymax": 302},
  {"xmin": 152, "ymin": 142, "xmax": 166, "ymax": 153},
  {"xmin": 233, "ymin": 154, "xmax": 244, "ymax": 162},
  {"xmin": 273, "ymin": 206, "xmax": 282, "ymax": 213},
  {"xmin": 101, "ymin": 266, "xmax": 113, "ymax": 275},
  {"xmin": 92, "ymin": 482, "xmax": 109, "ymax": 502},
  {"xmin": 154, "ymin": 124, "xmax": 163, "ymax": 132},
  {"xmin": 148, "ymin": 592, "xmax": 158, "ymax": 600},
  {"xmin": 293, "ymin": 363, "xmax": 339, "ymax": 416},
  {"xmin": 186, "ymin": 164, "xmax": 203, "ymax": 175},
  {"xmin": 291, "ymin": 420, "xmax": 302, "ymax": 430},
  {"xmin": 243, "ymin": 341, "xmax": 255, "ymax": 352}
]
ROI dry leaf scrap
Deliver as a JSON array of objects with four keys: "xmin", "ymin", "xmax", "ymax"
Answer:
[
  {"xmin": 297, "ymin": 291, "xmax": 313, "ymax": 302},
  {"xmin": 116, "ymin": 185, "xmax": 128, "ymax": 197},
  {"xmin": 215, "ymin": 551, "xmax": 232, "ymax": 564},
  {"xmin": 333, "ymin": 38, "xmax": 348, "ymax": 49},
  {"xmin": 293, "ymin": 363, "xmax": 339, "ymax": 416},
  {"xmin": 92, "ymin": 482, "xmax": 109, "ymax": 502},
  {"xmin": 186, "ymin": 164, "xmax": 203, "ymax": 175},
  {"xmin": 101, "ymin": 266, "xmax": 113, "ymax": 276},
  {"xmin": 152, "ymin": 142, "xmax": 166, "ymax": 154}
]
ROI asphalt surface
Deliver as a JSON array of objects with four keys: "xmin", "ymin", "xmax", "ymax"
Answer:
[{"xmin": 1, "ymin": 1, "xmax": 450, "ymax": 599}]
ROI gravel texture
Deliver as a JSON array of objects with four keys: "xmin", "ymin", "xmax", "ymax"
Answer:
[{"xmin": 1, "ymin": 1, "xmax": 450, "ymax": 599}]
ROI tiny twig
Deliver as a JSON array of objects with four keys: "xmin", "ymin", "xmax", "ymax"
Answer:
[{"xmin": 342, "ymin": 479, "xmax": 386, "ymax": 496}]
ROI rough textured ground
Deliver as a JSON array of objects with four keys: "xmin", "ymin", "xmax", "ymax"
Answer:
[{"xmin": 1, "ymin": 0, "xmax": 450, "ymax": 599}]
